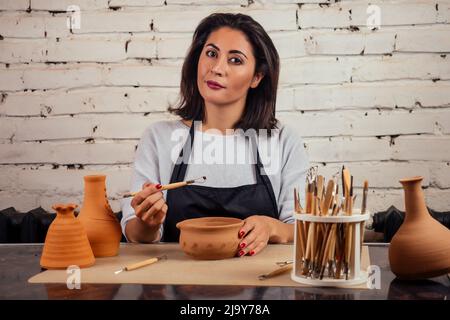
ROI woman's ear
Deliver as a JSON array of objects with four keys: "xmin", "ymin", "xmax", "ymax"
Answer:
[{"xmin": 250, "ymin": 72, "xmax": 264, "ymax": 89}]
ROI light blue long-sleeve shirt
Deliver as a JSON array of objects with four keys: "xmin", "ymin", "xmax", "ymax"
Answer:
[{"xmin": 120, "ymin": 119, "xmax": 310, "ymax": 241}]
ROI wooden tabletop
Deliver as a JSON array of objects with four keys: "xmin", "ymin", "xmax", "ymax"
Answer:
[{"xmin": 0, "ymin": 243, "xmax": 449, "ymax": 300}]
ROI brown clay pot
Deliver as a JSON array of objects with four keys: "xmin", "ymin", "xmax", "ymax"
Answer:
[
  {"xmin": 388, "ymin": 176, "xmax": 450, "ymax": 280},
  {"xmin": 78, "ymin": 175, "xmax": 122, "ymax": 257},
  {"xmin": 176, "ymin": 217, "xmax": 244, "ymax": 260},
  {"xmin": 40, "ymin": 203, "xmax": 95, "ymax": 269}
]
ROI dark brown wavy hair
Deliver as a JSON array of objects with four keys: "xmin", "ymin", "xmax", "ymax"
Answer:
[{"xmin": 168, "ymin": 13, "xmax": 280, "ymax": 132}]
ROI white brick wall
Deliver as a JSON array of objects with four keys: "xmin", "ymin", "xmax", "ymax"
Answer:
[{"xmin": 1, "ymin": 0, "xmax": 449, "ymax": 214}]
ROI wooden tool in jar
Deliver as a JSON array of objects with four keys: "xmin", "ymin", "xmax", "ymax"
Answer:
[{"xmin": 294, "ymin": 165, "xmax": 369, "ymax": 280}]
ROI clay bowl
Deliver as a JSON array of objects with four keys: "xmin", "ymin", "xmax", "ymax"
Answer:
[{"xmin": 176, "ymin": 217, "xmax": 244, "ymax": 260}]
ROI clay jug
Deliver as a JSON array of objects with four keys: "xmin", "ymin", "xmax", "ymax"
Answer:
[
  {"xmin": 78, "ymin": 175, "xmax": 122, "ymax": 257},
  {"xmin": 40, "ymin": 203, "xmax": 95, "ymax": 269},
  {"xmin": 389, "ymin": 176, "xmax": 450, "ymax": 279}
]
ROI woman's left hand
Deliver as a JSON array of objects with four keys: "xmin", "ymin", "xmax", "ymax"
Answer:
[{"xmin": 237, "ymin": 215, "xmax": 274, "ymax": 257}]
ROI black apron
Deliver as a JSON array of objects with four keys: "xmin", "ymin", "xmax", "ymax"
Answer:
[{"xmin": 162, "ymin": 121, "xmax": 279, "ymax": 242}]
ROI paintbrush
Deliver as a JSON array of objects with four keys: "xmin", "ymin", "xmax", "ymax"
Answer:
[{"xmin": 120, "ymin": 176, "xmax": 207, "ymax": 198}]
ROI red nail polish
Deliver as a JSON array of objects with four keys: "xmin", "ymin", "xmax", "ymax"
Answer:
[
  {"xmin": 239, "ymin": 230, "xmax": 245, "ymax": 237},
  {"xmin": 250, "ymin": 250, "xmax": 255, "ymax": 256},
  {"xmin": 239, "ymin": 250, "xmax": 245, "ymax": 256},
  {"xmin": 156, "ymin": 184, "xmax": 162, "ymax": 189},
  {"xmin": 240, "ymin": 243, "xmax": 246, "ymax": 249}
]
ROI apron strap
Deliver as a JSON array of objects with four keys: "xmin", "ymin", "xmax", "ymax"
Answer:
[
  {"xmin": 250, "ymin": 133, "xmax": 279, "ymax": 216},
  {"xmin": 169, "ymin": 121, "xmax": 195, "ymax": 184}
]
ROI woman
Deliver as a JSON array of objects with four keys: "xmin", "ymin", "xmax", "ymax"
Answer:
[{"xmin": 121, "ymin": 13, "xmax": 309, "ymax": 256}]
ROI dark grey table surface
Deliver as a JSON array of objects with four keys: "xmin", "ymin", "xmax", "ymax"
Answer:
[{"xmin": 0, "ymin": 243, "xmax": 449, "ymax": 300}]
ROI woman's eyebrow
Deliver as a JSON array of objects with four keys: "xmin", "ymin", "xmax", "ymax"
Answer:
[{"xmin": 206, "ymin": 43, "xmax": 248, "ymax": 60}]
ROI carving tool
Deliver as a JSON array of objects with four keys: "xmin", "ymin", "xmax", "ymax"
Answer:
[
  {"xmin": 114, "ymin": 255, "xmax": 167, "ymax": 274},
  {"xmin": 259, "ymin": 264, "xmax": 293, "ymax": 280}
]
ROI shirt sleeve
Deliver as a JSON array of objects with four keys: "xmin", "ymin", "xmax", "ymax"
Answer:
[
  {"xmin": 120, "ymin": 125, "xmax": 164, "ymax": 242},
  {"xmin": 277, "ymin": 125, "xmax": 310, "ymax": 224}
]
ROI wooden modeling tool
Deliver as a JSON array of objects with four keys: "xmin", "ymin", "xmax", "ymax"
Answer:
[
  {"xmin": 115, "ymin": 255, "xmax": 167, "ymax": 274},
  {"xmin": 321, "ymin": 179, "xmax": 336, "ymax": 215},
  {"xmin": 259, "ymin": 264, "xmax": 293, "ymax": 280},
  {"xmin": 360, "ymin": 180, "xmax": 369, "ymax": 251}
]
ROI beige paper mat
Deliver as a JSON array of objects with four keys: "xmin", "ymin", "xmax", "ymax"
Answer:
[{"xmin": 29, "ymin": 243, "xmax": 370, "ymax": 288}]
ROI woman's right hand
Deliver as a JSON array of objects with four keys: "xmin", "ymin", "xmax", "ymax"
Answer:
[{"xmin": 130, "ymin": 182, "xmax": 168, "ymax": 229}]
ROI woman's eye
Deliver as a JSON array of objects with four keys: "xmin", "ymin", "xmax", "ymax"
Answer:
[
  {"xmin": 230, "ymin": 57, "xmax": 242, "ymax": 64},
  {"xmin": 206, "ymin": 50, "xmax": 216, "ymax": 58}
]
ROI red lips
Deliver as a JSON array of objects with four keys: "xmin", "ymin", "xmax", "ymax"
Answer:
[{"xmin": 206, "ymin": 80, "xmax": 225, "ymax": 89}]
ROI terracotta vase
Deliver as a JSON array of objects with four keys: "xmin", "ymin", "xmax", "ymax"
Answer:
[
  {"xmin": 78, "ymin": 175, "xmax": 122, "ymax": 257},
  {"xmin": 176, "ymin": 217, "xmax": 244, "ymax": 260},
  {"xmin": 388, "ymin": 176, "xmax": 450, "ymax": 280},
  {"xmin": 40, "ymin": 203, "xmax": 95, "ymax": 269}
]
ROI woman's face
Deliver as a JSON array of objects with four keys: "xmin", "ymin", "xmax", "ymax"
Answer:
[{"xmin": 197, "ymin": 27, "xmax": 263, "ymax": 107}]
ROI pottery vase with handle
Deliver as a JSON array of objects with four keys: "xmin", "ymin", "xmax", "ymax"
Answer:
[
  {"xmin": 40, "ymin": 203, "xmax": 95, "ymax": 269},
  {"xmin": 78, "ymin": 175, "xmax": 122, "ymax": 257},
  {"xmin": 388, "ymin": 176, "xmax": 450, "ymax": 279}
]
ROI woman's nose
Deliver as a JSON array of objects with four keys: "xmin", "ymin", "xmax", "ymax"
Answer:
[{"xmin": 211, "ymin": 57, "xmax": 227, "ymax": 76}]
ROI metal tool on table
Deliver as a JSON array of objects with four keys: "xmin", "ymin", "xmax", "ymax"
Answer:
[{"xmin": 276, "ymin": 260, "xmax": 293, "ymax": 267}]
